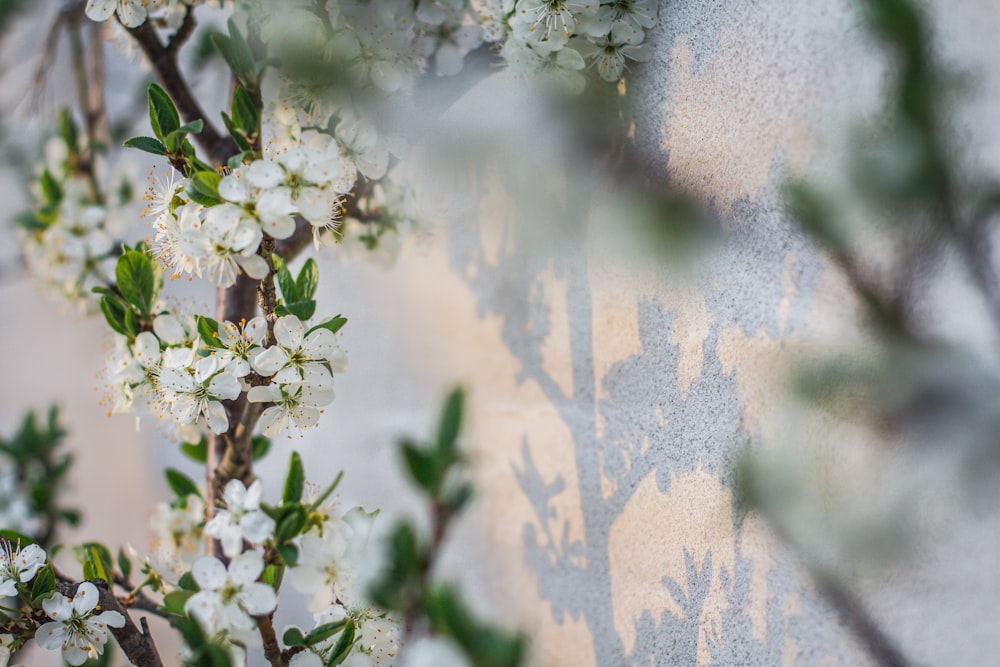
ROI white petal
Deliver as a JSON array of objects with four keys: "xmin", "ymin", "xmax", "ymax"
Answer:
[
  {"xmin": 303, "ymin": 329, "xmax": 336, "ymax": 360},
  {"xmin": 219, "ymin": 175, "xmax": 249, "ymax": 203},
  {"xmin": 192, "ymin": 556, "xmax": 228, "ymax": 590},
  {"xmin": 42, "ymin": 593, "xmax": 73, "ymax": 622},
  {"xmin": 72, "ymin": 582, "xmax": 100, "ymax": 615},
  {"xmin": 205, "ymin": 401, "xmax": 230, "ymax": 433},
  {"xmin": 134, "ymin": 332, "xmax": 161, "ymax": 366},
  {"xmin": 251, "ymin": 346, "xmax": 288, "ymax": 375},
  {"xmin": 85, "ymin": 0, "xmax": 116, "ymax": 22},
  {"xmin": 117, "ymin": 0, "xmax": 148, "ymax": 27},
  {"xmin": 259, "ymin": 406, "xmax": 287, "ymax": 436},
  {"xmin": 292, "ymin": 405, "xmax": 320, "ymax": 429},
  {"xmin": 240, "ymin": 582, "xmax": 278, "ymax": 616},
  {"xmin": 223, "ymin": 479, "xmax": 248, "ymax": 507},
  {"xmin": 240, "ymin": 511, "xmax": 276, "ymax": 544},
  {"xmin": 153, "ymin": 315, "xmax": 187, "ymax": 344},
  {"xmin": 247, "ymin": 384, "xmax": 282, "ymax": 403},
  {"xmin": 275, "ymin": 316, "xmax": 304, "ymax": 349},
  {"xmin": 34, "ymin": 621, "xmax": 67, "ymax": 649},
  {"xmin": 229, "ymin": 549, "xmax": 265, "ymax": 584},
  {"xmin": 236, "ymin": 253, "xmax": 270, "ymax": 280},
  {"xmin": 208, "ymin": 372, "xmax": 242, "ymax": 401},
  {"xmin": 247, "ymin": 161, "xmax": 284, "ymax": 189},
  {"xmin": 245, "ymin": 317, "xmax": 267, "ymax": 343}
]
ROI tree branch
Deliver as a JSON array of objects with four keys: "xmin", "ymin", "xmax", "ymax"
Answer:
[
  {"xmin": 54, "ymin": 580, "xmax": 164, "ymax": 667},
  {"xmin": 259, "ymin": 613, "xmax": 286, "ymax": 667},
  {"xmin": 125, "ymin": 21, "xmax": 236, "ymax": 165}
]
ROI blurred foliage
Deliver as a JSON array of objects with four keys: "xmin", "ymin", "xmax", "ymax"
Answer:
[{"xmin": 369, "ymin": 388, "xmax": 527, "ymax": 667}]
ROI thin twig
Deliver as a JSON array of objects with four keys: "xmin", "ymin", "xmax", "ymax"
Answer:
[
  {"xmin": 259, "ymin": 613, "xmax": 287, "ymax": 667},
  {"xmin": 125, "ymin": 21, "xmax": 236, "ymax": 165}
]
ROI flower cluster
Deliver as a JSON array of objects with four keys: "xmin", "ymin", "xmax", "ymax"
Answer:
[
  {"xmin": 36, "ymin": 582, "xmax": 126, "ymax": 666},
  {"xmin": 17, "ymin": 131, "xmax": 132, "ymax": 312},
  {"xmin": 106, "ymin": 310, "xmax": 346, "ymax": 439},
  {"xmin": 84, "ymin": 0, "xmax": 207, "ymax": 29},
  {"xmin": 497, "ymin": 0, "xmax": 656, "ymax": 89}
]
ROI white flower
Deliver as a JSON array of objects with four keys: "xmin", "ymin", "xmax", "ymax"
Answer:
[
  {"xmin": 251, "ymin": 315, "xmax": 345, "ymax": 389},
  {"xmin": 304, "ymin": 604, "xmax": 398, "ymax": 667},
  {"xmin": 584, "ymin": 0, "xmax": 656, "ymax": 44},
  {"xmin": 202, "ymin": 204, "xmax": 270, "ymax": 286},
  {"xmin": 0, "ymin": 541, "xmax": 46, "ymax": 597},
  {"xmin": 213, "ymin": 317, "xmax": 268, "ymax": 378},
  {"xmin": 159, "ymin": 356, "xmax": 241, "ymax": 433},
  {"xmin": 290, "ymin": 527, "xmax": 349, "ymax": 612},
  {"xmin": 143, "ymin": 169, "xmax": 185, "ymax": 220},
  {"xmin": 184, "ymin": 550, "xmax": 277, "ymax": 634},
  {"xmin": 150, "ymin": 494, "xmax": 205, "ymax": 569},
  {"xmin": 204, "ymin": 480, "xmax": 276, "ymax": 558},
  {"xmin": 0, "ymin": 633, "xmax": 21, "ymax": 667},
  {"xmin": 247, "ymin": 383, "xmax": 333, "ymax": 436},
  {"xmin": 576, "ymin": 36, "xmax": 651, "ymax": 82},
  {"xmin": 35, "ymin": 582, "xmax": 126, "ymax": 666},
  {"xmin": 85, "ymin": 0, "xmax": 150, "ymax": 28}
]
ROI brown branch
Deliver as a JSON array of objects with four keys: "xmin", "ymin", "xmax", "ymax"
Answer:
[
  {"xmin": 259, "ymin": 613, "xmax": 287, "ymax": 667},
  {"xmin": 125, "ymin": 21, "xmax": 236, "ymax": 165},
  {"xmin": 812, "ymin": 571, "xmax": 911, "ymax": 667},
  {"xmin": 166, "ymin": 4, "xmax": 197, "ymax": 52}
]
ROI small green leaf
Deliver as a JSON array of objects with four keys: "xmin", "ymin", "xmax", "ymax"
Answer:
[
  {"xmin": 178, "ymin": 570, "xmax": 197, "ymax": 591},
  {"xmin": 116, "ymin": 248, "xmax": 162, "ymax": 318},
  {"xmin": 251, "ymin": 435, "xmax": 271, "ymax": 461},
  {"xmin": 39, "ymin": 168, "xmax": 62, "ymax": 205},
  {"xmin": 281, "ymin": 300, "xmax": 316, "ymax": 321},
  {"xmin": 161, "ymin": 589, "xmax": 194, "ymax": 616},
  {"xmin": 283, "ymin": 451, "xmax": 305, "ymax": 504},
  {"xmin": 325, "ymin": 619, "xmax": 356, "ymax": 666},
  {"xmin": 261, "ymin": 564, "xmax": 284, "ymax": 590},
  {"xmin": 117, "ymin": 547, "xmax": 132, "ymax": 580},
  {"xmin": 181, "ymin": 437, "xmax": 209, "ymax": 463},
  {"xmin": 307, "ymin": 316, "xmax": 348, "ymax": 336},
  {"xmin": 275, "ymin": 506, "xmax": 306, "ymax": 544},
  {"xmin": 123, "ymin": 136, "xmax": 167, "ymax": 156},
  {"xmin": 188, "ymin": 170, "xmax": 223, "ymax": 206},
  {"xmin": 100, "ymin": 295, "xmax": 129, "ymax": 337},
  {"xmin": 147, "ymin": 83, "xmax": 181, "ymax": 140},
  {"xmin": 402, "ymin": 441, "xmax": 441, "ymax": 493},
  {"xmin": 296, "ymin": 258, "xmax": 319, "ymax": 300},
  {"xmin": 282, "ymin": 627, "xmax": 306, "ymax": 648},
  {"xmin": 436, "ymin": 388, "xmax": 464, "ymax": 454},
  {"xmin": 304, "ymin": 619, "xmax": 348, "ymax": 646},
  {"xmin": 232, "ymin": 86, "xmax": 259, "ymax": 138},
  {"xmin": 196, "ymin": 315, "xmax": 221, "ymax": 347},
  {"xmin": 177, "ymin": 119, "xmax": 205, "ymax": 135},
  {"xmin": 165, "ymin": 468, "xmax": 201, "ymax": 500},
  {"xmin": 276, "ymin": 542, "xmax": 299, "ymax": 567},
  {"xmin": 30, "ymin": 565, "xmax": 55, "ymax": 601},
  {"xmin": 273, "ymin": 255, "xmax": 299, "ymax": 303},
  {"xmin": 58, "ymin": 108, "xmax": 79, "ymax": 153}
]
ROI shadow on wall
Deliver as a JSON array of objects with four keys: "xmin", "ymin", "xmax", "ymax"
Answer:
[{"xmin": 443, "ymin": 157, "xmax": 859, "ymax": 664}]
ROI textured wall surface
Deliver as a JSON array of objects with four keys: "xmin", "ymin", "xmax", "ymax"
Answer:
[{"xmin": 3, "ymin": 1, "xmax": 1000, "ymax": 666}]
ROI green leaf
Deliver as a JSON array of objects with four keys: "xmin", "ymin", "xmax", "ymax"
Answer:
[
  {"xmin": 123, "ymin": 306, "xmax": 140, "ymax": 338},
  {"xmin": 304, "ymin": 619, "xmax": 348, "ymax": 646},
  {"xmin": 273, "ymin": 255, "xmax": 298, "ymax": 303},
  {"xmin": 276, "ymin": 542, "xmax": 299, "ymax": 567},
  {"xmin": 116, "ymin": 248, "xmax": 161, "ymax": 318},
  {"xmin": 123, "ymin": 136, "xmax": 167, "ymax": 156},
  {"xmin": 261, "ymin": 564, "xmax": 284, "ymax": 589},
  {"xmin": 39, "ymin": 168, "xmax": 62, "ymax": 205},
  {"xmin": 402, "ymin": 441, "xmax": 441, "ymax": 493},
  {"xmin": 296, "ymin": 258, "xmax": 319, "ymax": 300},
  {"xmin": 178, "ymin": 570, "xmax": 197, "ymax": 591},
  {"xmin": 165, "ymin": 468, "xmax": 201, "ymax": 500},
  {"xmin": 283, "ymin": 451, "xmax": 305, "ymax": 504},
  {"xmin": 436, "ymin": 388, "xmax": 464, "ymax": 454},
  {"xmin": 279, "ymin": 300, "xmax": 316, "ymax": 321},
  {"xmin": 100, "ymin": 295, "xmax": 129, "ymax": 337},
  {"xmin": 211, "ymin": 20, "xmax": 257, "ymax": 86},
  {"xmin": 30, "ymin": 565, "xmax": 55, "ymax": 601},
  {"xmin": 58, "ymin": 108, "xmax": 79, "ymax": 153},
  {"xmin": 251, "ymin": 435, "xmax": 271, "ymax": 461},
  {"xmin": 308, "ymin": 316, "xmax": 348, "ymax": 336},
  {"xmin": 177, "ymin": 119, "xmax": 205, "ymax": 135},
  {"xmin": 196, "ymin": 315, "xmax": 221, "ymax": 347},
  {"xmin": 147, "ymin": 83, "xmax": 181, "ymax": 140},
  {"xmin": 221, "ymin": 112, "xmax": 252, "ymax": 153},
  {"xmin": 282, "ymin": 627, "xmax": 306, "ymax": 648},
  {"xmin": 0, "ymin": 530, "xmax": 36, "ymax": 547},
  {"xmin": 181, "ymin": 437, "xmax": 209, "ymax": 463},
  {"xmin": 188, "ymin": 170, "xmax": 223, "ymax": 206},
  {"xmin": 232, "ymin": 86, "xmax": 259, "ymax": 138},
  {"xmin": 275, "ymin": 506, "xmax": 306, "ymax": 544},
  {"xmin": 161, "ymin": 589, "xmax": 194, "ymax": 616},
  {"xmin": 325, "ymin": 619, "xmax": 356, "ymax": 666},
  {"xmin": 117, "ymin": 547, "xmax": 132, "ymax": 580}
]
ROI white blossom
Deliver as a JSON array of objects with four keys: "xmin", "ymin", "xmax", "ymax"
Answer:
[
  {"xmin": 185, "ymin": 550, "xmax": 277, "ymax": 634},
  {"xmin": 35, "ymin": 582, "xmax": 126, "ymax": 666},
  {"xmin": 204, "ymin": 479, "xmax": 276, "ymax": 558},
  {"xmin": 0, "ymin": 541, "xmax": 45, "ymax": 597},
  {"xmin": 85, "ymin": 0, "xmax": 152, "ymax": 28}
]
